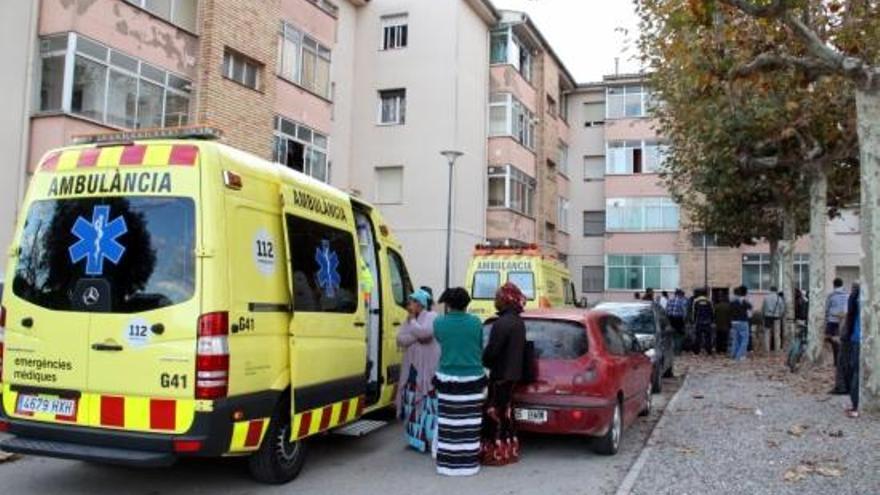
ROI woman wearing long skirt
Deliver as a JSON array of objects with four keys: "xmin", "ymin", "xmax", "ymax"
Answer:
[
  {"xmin": 396, "ymin": 289, "xmax": 440, "ymax": 452},
  {"xmin": 481, "ymin": 283, "xmax": 527, "ymax": 466},
  {"xmin": 433, "ymin": 287, "xmax": 487, "ymax": 476}
]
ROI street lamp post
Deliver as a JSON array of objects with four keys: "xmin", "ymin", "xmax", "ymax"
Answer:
[{"xmin": 440, "ymin": 150, "xmax": 464, "ymax": 292}]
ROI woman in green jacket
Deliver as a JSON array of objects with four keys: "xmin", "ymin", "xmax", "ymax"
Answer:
[{"xmin": 432, "ymin": 287, "xmax": 487, "ymax": 477}]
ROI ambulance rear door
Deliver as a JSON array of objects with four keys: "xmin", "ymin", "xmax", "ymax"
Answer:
[{"xmin": 281, "ymin": 185, "xmax": 367, "ymax": 438}]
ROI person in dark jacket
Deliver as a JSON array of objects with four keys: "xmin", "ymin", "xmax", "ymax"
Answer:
[
  {"xmin": 714, "ymin": 293, "xmax": 732, "ymax": 355},
  {"xmin": 691, "ymin": 289, "xmax": 715, "ymax": 355},
  {"xmin": 730, "ymin": 286, "xmax": 752, "ymax": 361},
  {"xmin": 481, "ymin": 282, "xmax": 527, "ymax": 466},
  {"xmin": 833, "ymin": 282, "xmax": 860, "ymax": 395}
]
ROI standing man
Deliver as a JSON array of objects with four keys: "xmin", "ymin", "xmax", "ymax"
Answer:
[
  {"xmin": 824, "ymin": 278, "xmax": 849, "ymax": 367},
  {"xmin": 714, "ymin": 292, "xmax": 732, "ymax": 355},
  {"xmin": 833, "ymin": 282, "xmax": 859, "ymax": 395},
  {"xmin": 666, "ymin": 289, "xmax": 688, "ymax": 355},
  {"xmin": 730, "ymin": 286, "xmax": 753, "ymax": 361},
  {"xmin": 761, "ymin": 287, "xmax": 785, "ymax": 354},
  {"xmin": 691, "ymin": 289, "xmax": 715, "ymax": 355},
  {"xmin": 659, "ymin": 291, "xmax": 670, "ymax": 311}
]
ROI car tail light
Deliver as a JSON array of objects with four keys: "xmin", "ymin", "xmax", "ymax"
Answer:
[
  {"xmin": 196, "ymin": 312, "xmax": 229, "ymax": 400},
  {"xmin": 572, "ymin": 362, "xmax": 598, "ymax": 387},
  {"xmin": 0, "ymin": 305, "xmax": 6, "ymax": 381},
  {"xmin": 173, "ymin": 439, "xmax": 203, "ymax": 453},
  {"xmin": 0, "ymin": 419, "xmax": 8, "ymax": 432}
]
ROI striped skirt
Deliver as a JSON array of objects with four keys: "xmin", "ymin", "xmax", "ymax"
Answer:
[{"xmin": 434, "ymin": 372, "xmax": 487, "ymax": 477}]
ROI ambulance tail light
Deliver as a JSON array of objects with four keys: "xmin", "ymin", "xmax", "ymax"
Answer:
[
  {"xmin": 196, "ymin": 312, "xmax": 229, "ymax": 400},
  {"xmin": 173, "ymin": 439, "xmax": 203, "ymax": 453}
]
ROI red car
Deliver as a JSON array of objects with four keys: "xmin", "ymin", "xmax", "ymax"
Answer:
[{"xmin": 485, "ymin": 309, "xmax": 652, "ymax": 455}]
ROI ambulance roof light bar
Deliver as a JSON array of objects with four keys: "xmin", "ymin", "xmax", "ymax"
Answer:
[
  {"xmin": 474, "ymin": 242, "xmax": 544, "ymax": 256},
  {"xmin": 72, "ymin": 126, "xmax": 224, "ymax": 146}
]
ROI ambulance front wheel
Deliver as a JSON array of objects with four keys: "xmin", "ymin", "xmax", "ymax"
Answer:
[{"xmin": 248, "ymin": 404, "xmax": 308, "ymax": 484}]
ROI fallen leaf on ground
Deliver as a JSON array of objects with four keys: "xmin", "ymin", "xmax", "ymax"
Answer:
[
  {"xmin": 0, "ymin": 451, "xmax": 20, "ymax": 463},
  {"xmin": 676, "ymin": 446, "xmax": 699, "ymax": 455},
  {"xmin": 767, "ymin": 440, "xmax": 779, "ymax": 448},
  {"xmin": 788, "ymin": 424, "xmax": 809, "ymax": 437},
  {"xmin": 784, "ymin": 461, "xmax": 846, "ymax": 483},
  {"xmin": 826, "ymin": 429, "xmax": 844, "ymax": 438},
  {"xmin": 814, "ymin": 465, "xmax": 844, "ymax": 477}
]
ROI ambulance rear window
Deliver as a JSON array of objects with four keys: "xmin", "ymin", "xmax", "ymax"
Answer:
[
  {"xmin": 507, "ymin": 272, "xmax": 536, "ymax": 300},
  {"xmin": 12, "ymin": 197, "xmax": 195, "ymax": 313},
  {"xmin": 472, "ymin": 271, "xmax": 500, "ymax": 300}
]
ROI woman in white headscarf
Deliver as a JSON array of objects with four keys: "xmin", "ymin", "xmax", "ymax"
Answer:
[{"xmin": 396, "ymin": 289, "xmax": 439, "ymax": 453}]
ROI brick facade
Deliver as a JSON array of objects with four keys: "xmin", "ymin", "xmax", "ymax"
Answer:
[{"xmin": 195, "ymin": 0, "xmax": 280, "ymax": 159}]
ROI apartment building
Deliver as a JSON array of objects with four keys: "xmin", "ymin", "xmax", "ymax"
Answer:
[
  {"xmin": 487, "ymin": 11, "xmax": 576, "ymax": 258},
  {"xmin": 565, "ymin": 74, "xmax": 863, "ymax": 302}
]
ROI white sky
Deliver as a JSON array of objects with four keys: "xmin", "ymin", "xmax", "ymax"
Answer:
[{"xmin": 490, "ymin": 0, "xmax": 642, "ymax": 83}]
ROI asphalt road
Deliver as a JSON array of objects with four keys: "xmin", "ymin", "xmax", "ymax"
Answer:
[{"xmin": 0, "ymin": 379, "xmax": 679, "ymax": 495}]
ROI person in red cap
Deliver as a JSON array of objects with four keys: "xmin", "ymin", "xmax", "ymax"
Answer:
[{"xmin": 481, "ymin": 282, "xmax": 527, "ymax": 466}]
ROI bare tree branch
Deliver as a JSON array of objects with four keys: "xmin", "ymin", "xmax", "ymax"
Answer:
[
  {"xmin": 732, "ymin": 52, "xmax": 837, "ymax": 79},
  {"xmin": 719, "ymin": 0, "xmax": 788, "ymax": 18}
]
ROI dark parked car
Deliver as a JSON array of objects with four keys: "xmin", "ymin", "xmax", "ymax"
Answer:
[
  {"xmin": 484, "ymin": 309, "xmax": 652, "ymax": 456},
  {"xmin": 594, "ymin": 302, "xmax": 675, "ymax": 393}
]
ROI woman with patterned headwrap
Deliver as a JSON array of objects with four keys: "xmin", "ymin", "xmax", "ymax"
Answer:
[{"xmin": 481, "ymin": 282, "xmax": 527, "ymax": 466}]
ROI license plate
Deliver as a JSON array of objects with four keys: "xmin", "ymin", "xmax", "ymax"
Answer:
[
  {"xmin": 16, "ymin": 394, "xmax": 77, "ymax": 417},
  {"xmin": 514, "ymin": 408, "xmax": 548, "ymax": 423}
]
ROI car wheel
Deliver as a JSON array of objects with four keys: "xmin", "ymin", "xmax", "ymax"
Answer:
[
  {"xmin": 639, "ymin": 385, "xmax": 652, "ymax": 417},
  {"xmin": 248, "ymin": 401, "xmax": 308, "ymax": 484},
  {"xmin": 592, "ymin": 401, "xmax": 622, "ymax": 456},
  {"xmin": 651, "ymin": 366, "xmax": 663, "ymax": 394}
]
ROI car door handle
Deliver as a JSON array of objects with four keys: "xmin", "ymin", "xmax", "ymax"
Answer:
[
  {"xmin": 92, "ymin": 343, "xmax": 124, "ymax": 352},
  {"xmin": 354, "ymin": 322, "xmax": 366, "ymax": 328},
  {"xmin": 392, "ymin": 321, "xmax": 402, "ymax": 326}
]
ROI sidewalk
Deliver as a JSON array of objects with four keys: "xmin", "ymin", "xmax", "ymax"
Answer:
[{"xmin": 629, "ymin": 354, "xmax": 879, "ymax": 495}]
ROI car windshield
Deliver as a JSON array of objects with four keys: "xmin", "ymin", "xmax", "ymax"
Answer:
[
  {"xmin": 507, "ymin": 271, "xmax": 536, "ymax": 300},
  {"xmin": 483, "ymin": 319, "xmax": 587, "ymax": 359},
  {"xmin": 13, "ymin": 197, "xmax": 196, "ymax": 313},
  {"xmin": 472, "ymin": 270, "xmax": 500, "ymax": 299},
  {"xmin": 599, "ymin": 305, "xmax": 656, "ymax": 335}
]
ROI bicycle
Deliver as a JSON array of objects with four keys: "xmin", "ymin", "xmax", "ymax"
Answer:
[{"xmin": 786, "ymin": 320, "xmax": 808, "ymax": 372}]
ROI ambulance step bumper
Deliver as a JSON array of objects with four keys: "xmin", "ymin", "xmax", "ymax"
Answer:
[
  {"xmin": 332, "ymin": 419, "xmax": 387, "ymax": 437},
  {"xmin": 1, "ymin": 437, "xmax": 176, "ymax": 468}
]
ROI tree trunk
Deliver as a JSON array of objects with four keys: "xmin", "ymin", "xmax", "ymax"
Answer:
[
  {"xmin": 769, "ymin": 238, "xmax": 780, "ymax": 291},
  {"xmin": 806, "ymin": 167, "xmax": 828, "ymax": 364},
  {"xmin": 857, "ymin": 87, "xmax": 880, "ymax": 415},
  {"xmin": 781, "ymin": 208, "xmax": 797, "ymax": 345}
]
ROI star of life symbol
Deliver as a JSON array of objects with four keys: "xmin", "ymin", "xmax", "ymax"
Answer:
[
  {"xmin": 315, "ymin": 240, "xmax": 341, "ymax": 298},
  {"xmin": 69, "ymin": 205, "xmax": 128, "ymax": 276}
]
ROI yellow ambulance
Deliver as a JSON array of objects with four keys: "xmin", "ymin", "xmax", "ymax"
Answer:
[
  {"xmin": 464, "ymin": 245, "xmax": 581, "ymax": 318},
  {"xmin": 0, "ymin": 128, "xmax": 414, "ymax": 484}
]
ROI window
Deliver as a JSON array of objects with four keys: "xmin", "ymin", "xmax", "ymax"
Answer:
[
  {"xmin": 472, "ymin": 271, "xmax": 501, "ymax": 299},
  {"xmin": 125, "ymin": 0, "xmax": 197, "ymax": 31},
  {"xmin": 489, "ymin": 93, "xmax": 535, "ymax": 149},
  {"xmin": 381, "ymin": 14, "xmax": 408, "ymax": 50},
  {"xmin": 557, "ymin": 197, "xmax": 571, "ymax": 234},
  {"xmin": 279, "ymin": 21, "xmax": 332, "ymax": 97},
  {"xmin": 643, "ymin": 141, "xmax": 670, "ymax": 172},
  {"xmin": 544, "ymin": 222, "xmax": 557, "ymax": 245},
  {"xmin": 387, "ymin": 249, "xmax": 413, "ymax": 308},
  {"xmin": 508, "ymin": 272, "xmax": 536, "ymax": 299},
  {"xmin": 606, "ymin": 197, "xmax": 679, "ymax": 232},
  {"xmin": 286, "ymin": 214, "xmax": 358, "ymax": 313},
  {"xmin": 378, "ymin": 89, "xmax": 406, "ymax": 125},
  {"xmin": 584, "ymin": 156, "xmax": 605, "ymax": 181},
  {"xmin": 223, "ymin": 49, "xmax": 261, "ymax": 89},
  {"xmin": 273, "ymin": 116, "xmax": 329, "ymax": 182},
  {"xmin": 600, "ymin": 316, "xmax": 627, "ymax": 355},
  {"xmin": 487, "ymin": 165, "xmax": 535, "ymax": 216},
  {"xmin": 583, "ymin": 211, "xmax": 605, "ymax": 236},
  {"xmin": 522, "ymin": 320, "xmax": 588, "ymax": 359},
  {"xmin": 559, "ymin": 84, "xmax": 569, "ymax": 122},
  {"xmin": 375, "ymin": 166, "xmax": 404, "ymax": 204},
  {"xmin": 490, "ymin": 27, "xmax": 532, "ymax": 82},
  {"xmin": 582, "ymin": 266, "xmax": 605, "ymax": 292},
  {"xmin": 547, "ymin": 94, "xmax": 557, "ymax": 117},
  {"xmin": 558, "ymin": 142, "xmax": 569, "ymax": 177},
  {"xmin": 742, "ymin": 253, "xmax": 809, "ymax": 292},
  {"xmin": 304, "ymin": 0, "xmax": 339, "ymax": 16},
  {"xmin": 606, "ymin": 254, "xmax": 679, "ymax": 291},
  {"xmin": 13, "ymin": 197, "xmax": 195, "ymax": 313},
  {"xmin": 690, "ymin": 232, "xmax": 719, "ymax": 248},
  {"xmin": 583, "ymin": 101, "xmax": 605, "ymax": 127},
  {"xmin": 606, "ymin": 84, "xmax": 647, "ymax": 119},
  {"xmin": 38, "ymin": 34, "xmax": 191, "ymax": 128}
]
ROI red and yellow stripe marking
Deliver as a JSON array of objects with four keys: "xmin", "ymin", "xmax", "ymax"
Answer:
[
  {"xmin": 228, "ymin": 418, "xmax": 270, "ymax": 453},
  {"xmin": 291, "ymin": 396, "xmax": 364, "ymax": 441},
  {"xmin": 1, "ymin": 385, "xmax": 195, "ymax": 434},
  {"xmin": 40, "ymin": 144, "xmax": 199, "ymax": 172}
]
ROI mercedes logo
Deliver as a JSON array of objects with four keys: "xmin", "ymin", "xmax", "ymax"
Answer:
[{"xmin": 83, "ymin": 286, "xmax": 100, "ymax": 306}]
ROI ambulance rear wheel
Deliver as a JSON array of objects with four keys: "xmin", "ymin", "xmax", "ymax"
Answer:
[{"xmin": 248, "ymin": 405, "xmax": 308, "ymax": 484}]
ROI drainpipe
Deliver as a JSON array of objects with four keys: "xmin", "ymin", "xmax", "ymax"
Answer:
[{"xmin": 16, "ymin": 0, "xmax": 40, "ymax": 206}]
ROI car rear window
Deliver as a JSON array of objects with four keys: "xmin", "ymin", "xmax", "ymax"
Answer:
[
  {"xmin": 472, "ymin": 270, "xmax": 500, "ymax": 299},
  {"xmin": 12, "ymin": 197, "xmax": 196, "ymax": 313},
  {"xmin": 483, "ymin": 319, "xmax": 587, "ymax": 360}
]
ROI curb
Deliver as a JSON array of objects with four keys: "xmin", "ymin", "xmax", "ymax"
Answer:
[{"xmin": 614, "ymin": 372, "xmax": 691, "ymax": 495}]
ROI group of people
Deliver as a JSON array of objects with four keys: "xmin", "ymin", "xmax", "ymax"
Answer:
[
  {"xmin": 394, "ymin": 282, "xmax": 528, "ymax": 476},
  {"xmin": 639, "ymin": 277, "xmax": 863, "ymax": 418}
]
